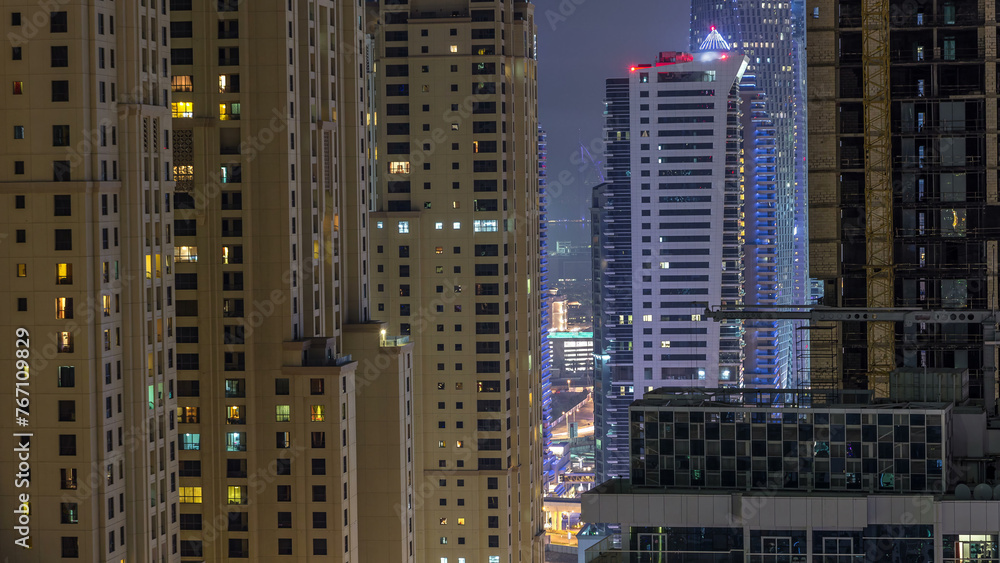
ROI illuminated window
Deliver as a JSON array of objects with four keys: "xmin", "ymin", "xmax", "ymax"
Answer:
[
  {"xmin": 398, "ymin": 221, "xmax": 410, "ymax": 234},
  {"xmin": 179, "ymin": 433, "xmax": 200, "ymax": 450},
  {"xmin": 311, "ymin": 405, "xmax": 325, "ymax": 422},
  {"xmin": 452, "ymin": 222, "xmax": 461, "ymax": 230},
  {"xmin": 452, "ymin": 201, "xmax": 460, "ymax": 209},
  {"xmin": 440, "ymin": 518, "xmax": 447, "ymax": 525},
  {"xmin": 457, "ymin": 518, "xmax": 465, "ymax": 525},
  {"xmin": 275, "ymin": 405, "xmax": 290, "ymax": 422},
  {"xmin": 55, "ymin": 297, "xmax": 73, "ymax": 319},
  {"xmin": 102, "ymin": 295, "xmax": 111, "ymax": 316},
  {"xmin": 456, "ymin": 440, "xmax": 463, "ymax": 448},
  {"xmin": 473, "ymin": 220, "xmax": 498, "ymax": 232},
  {"xmin": 436, "ymin": 247, "xmax": 444, "ymax": 254},
  {"xmin": 435, "ymin": 222, "xmax": 444, "ymax": 230},
  {"xmin": 179, "ymin": 487, "xmax": 203, "ymax": 503},
  {"xmin": 226, "ymin": 432, "xmax": 246, "ymax": 452},
  {"xmin": 660, "ymin": 341, "xmax": 671, "ymax": 348},
  {"xmin": 388, "ymin": 161, "xmax": 410, "ymax": 174},
  {"xmin": 171, "ymin": 101, "xmax": 193, "ymax": 118},
  {"xmin": 227, "ymin": 485, "xmax": 246, "ymax": 505},
  {"xmin": 642, "ymin": 314, "xmax": 652, "ymax": 322},
  {"xmin": 659, "ymin": 262, "xmax": 670, "ymax": 269},
  {"xmin": 450, "ymin": 45, "xmax": 458, "ymax": 52},
  {"xmin": 12, "ymin": 81, "xmax": 23, "ymax": 94},
  {"xmin": 376, "ymin": 221, "xmax": 384, "ymax": 229},
  {"xmin": 177, "ymin": 407, "xmax": 199, "ymax": 424},
  {"xmin": 219, "ymin": 102, "xmax": 241, "ymax": 120},
  {"xmin": 16, "ymin": 263, "xmax": 26, "ymax": 277},
  {"xmin": 691, "ymin": 314, "xmax": 701, "ymax": 321},
  {"xmin": 175, "ymin": 246, "xmax": 198, "ymax": 263},
  {"xmin": 439, "ymin": 440, "xmax": 446, "ymax": 448},
  {"xmin": 226, "ymin": 405, "xmax": 244, "ymax": 424},
  {"xmin": 171, "ymin": 75, "xmax": 193, "ymax": 92},
  {"xmin": 173, "ymin": 165, "xmax": 193, "ymax": 181}
]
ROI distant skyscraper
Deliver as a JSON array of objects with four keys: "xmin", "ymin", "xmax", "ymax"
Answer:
[
  {"xmin": 370, "ymin": 1, "xmax": 544, "ymax": 561},
  {"xmin": 691, "ymin": 0, "xmax": 810, "ymax": 389},
  {"xmin": 593, "ymin": 45, "xmax": 748, "ymax": 481}
]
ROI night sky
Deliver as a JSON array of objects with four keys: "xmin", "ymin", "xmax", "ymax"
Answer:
[{"xmin": 536, "ymin": 0, "xmax": 691, "ymax": 245}]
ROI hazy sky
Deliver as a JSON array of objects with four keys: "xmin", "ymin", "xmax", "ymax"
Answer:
[{"xmin": 536, "ymin": 0, "xmax": 691, "ymax": 243}]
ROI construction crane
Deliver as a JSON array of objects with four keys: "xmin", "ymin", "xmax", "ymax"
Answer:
[
  {"xmin": 702, "ymin": 306, "xmax": 999, "ymax": 413},
  {"xmin": 862, "ymin": 0, "xmax": 894, "ymax": 399}
]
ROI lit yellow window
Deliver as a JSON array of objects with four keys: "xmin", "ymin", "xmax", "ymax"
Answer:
[
  {"xmin": 102, "ymin": 295, "xmax": 111, "ymax": 316},
  {"xmin": 436, "ymin": 247, "xmax": 444, "ymax": 254},
  {"xmin": 440, "ymin": 518, "xmax": 447, "ymax": 525},
  {"xmin": 219, "ymin": 102, "xmax": 241, "ymax": 120},
  {"xmin": 457, "ymin": 518, "xmax": 465, "ymax": 525},
  {"xmin": 642, "ymin": 315, "xmax": 652, "ymax": 322},
  {"xmin": 449, "ymin": 45, "xmax": 458, "ymax": 52},
  {"xmin": 275, "ymin": 405, "xmax": 290, "ymax": 422},
  {"xmin": 173, "ymin": 165, "xmax": 193, "ymax": 181},
  {"xmin": 311, "ymin": 405, "xmax": 325, "ymax": 422},
  {"xmin": 661, "ymin": 341, "xmax": 671, "ymax": 348},
  {"xmin": 175, "ymin": 246, "xmax": 198, "ymax": 263},
  {"xmin": 55, "ymin": 297, "xmax": 72, "ymax": 319},
  {"xmin": 171, "ymin": 75, "xmax": 193, "ymax": 92},
  {"xmin": 388, "ymin": 161, "xmax": 410, "ymax": 174},
  {"xmin": 171, "ymin": 101, "xmax": 193, "ymax": 118},
  {"xmin": 438, "ymin": 441, "xmax": 446, "ymax": 448},
  {"xmin": 56, "ymin": 263, "xmax": 72, "ymax": 284},
  {"xmin": 227, "ymin": 486, "xmax": 245, "ymax": 505},
  {"xmin": 226, "ymin": 406, "xmax": 243, "ymax": 424},
  {"xmin": 16, "ymin": 263, "xmax": 26, "ymax": 277},
  {"xmin": 179, "ymin": 487, "xmax": 202, "ymax": 503}
]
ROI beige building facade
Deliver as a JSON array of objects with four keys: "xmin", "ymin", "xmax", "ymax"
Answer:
[
  {"xmin": 0, "ymin": 1, "xmax": 179, "ymax": 561},
  {"xmin": 370, "ymin": 1, "xmax": 545, "ymax": 562}
]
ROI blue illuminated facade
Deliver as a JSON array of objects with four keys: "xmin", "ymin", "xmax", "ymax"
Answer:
[
  {"xmin": 691, "ymin": 0, "xmax": 810, "ymax": 389},
  {"xmin": 539, "ymin": 127, "xmax": 555, "ymax": 488}
]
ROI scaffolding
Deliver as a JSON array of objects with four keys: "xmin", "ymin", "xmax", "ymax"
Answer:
[{"xmin": 862, "ymin": 0, "xmax": 894, "ymax": 398}]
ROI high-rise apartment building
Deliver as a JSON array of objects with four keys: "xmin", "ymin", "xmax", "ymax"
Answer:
[
  {"xmin": 691, "ymin": 0, "xmax": 810, "ymax": 390},
  {"xmin": 164, "ymin": 0, "xmax": 419, "ymax": 561},
  {"xmin": 593, "ymin": 45, "xmax": 747, "ymax": 481},
  {"xmin": 0, "ymin": 2, "xmax": 178, "ymax": 561},
  {"xmin": 808, "ymin": 0, "xmax": 999, "ymax": 398},
  {"xmin": 369, "ymin": 1, "xmax": 544, "ymax": 562}
]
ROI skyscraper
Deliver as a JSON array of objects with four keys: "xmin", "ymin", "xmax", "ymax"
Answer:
[
  {"xmin": 166, "ymin": 1, "xmax": 417, "ymax": 560},
  {"xmin": 369, "ymin": 1, "xmax": 544, "ymax": 562},
  {"xmin": 0, "ymin": 2, "xmax": 178, "ymax": 560},
  {"xmin": 808, "ymin": 0, "xmax": 998, "ymax": 398},
  {"xmin": 691, "ymin": 0, "xmax": 810, "ymax": 390},
  {"xmin": 593, "ymin": 45, "xmax": 748, "ymax": 481}
]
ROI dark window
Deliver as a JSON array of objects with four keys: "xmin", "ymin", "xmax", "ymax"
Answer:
[
  {"xmin": 54, "ymin": 229, "xmax": 72, "ymax": 250},
  {"xmin": 277, "ymin": 485, "xmax": 291, "ymax": 502},
  {"xmin": 51, "ymin": 80, "xmax": 69, "ymax": 101},
  {"xmin": 51, "ymin": 46, "xmax": 68, "ymax": 67},
  {"xmin": 54, "ymin": 160, "xmax": 72, "ymax": 181},
  {"xmin": 50, "ymin": 12, "xmax": 67, "ymax": 33},
  {"xmin": 171, "ymin": 48, "xmax": 193, "ymax": 65},
  {"xmin": 61, "ymin": 536, "xmax": 79, "ymax": 558},
  {"xmin": 313, "ymin": 539, "xmax": 328, "ymax": 556},
  {"xmin": 58, "ymin": 400, "xmax": 75, "ymax": 421},
  {"xmin": 312, "ymin": 512, "xmax": 326, "ymax": 529},
  {"xmin": 54, "ymin": 195, "xmax": 71, "ymax": 216},
  {"xmin": 52, "ymin": 125, "xmax": 70, "ymax": 147},
  {"xmin": 59, "ymin": 434, "xmax": 77, "ymax": 455},
  {"xmin": 278, "ymin": 538, "xmax": 292, "ymax": 555},
  {"xmin": 277, "ymin": 512, "xmax": 292, "ymax": 528},
  {"xmin": 180, "ymin": 514, "xmax": 202, "ymax": 530}
]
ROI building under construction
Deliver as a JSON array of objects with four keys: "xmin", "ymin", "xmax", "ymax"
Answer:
[{"xmin": 808, "ymin": 0, "xmax": 1000, "ymax": 404}]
